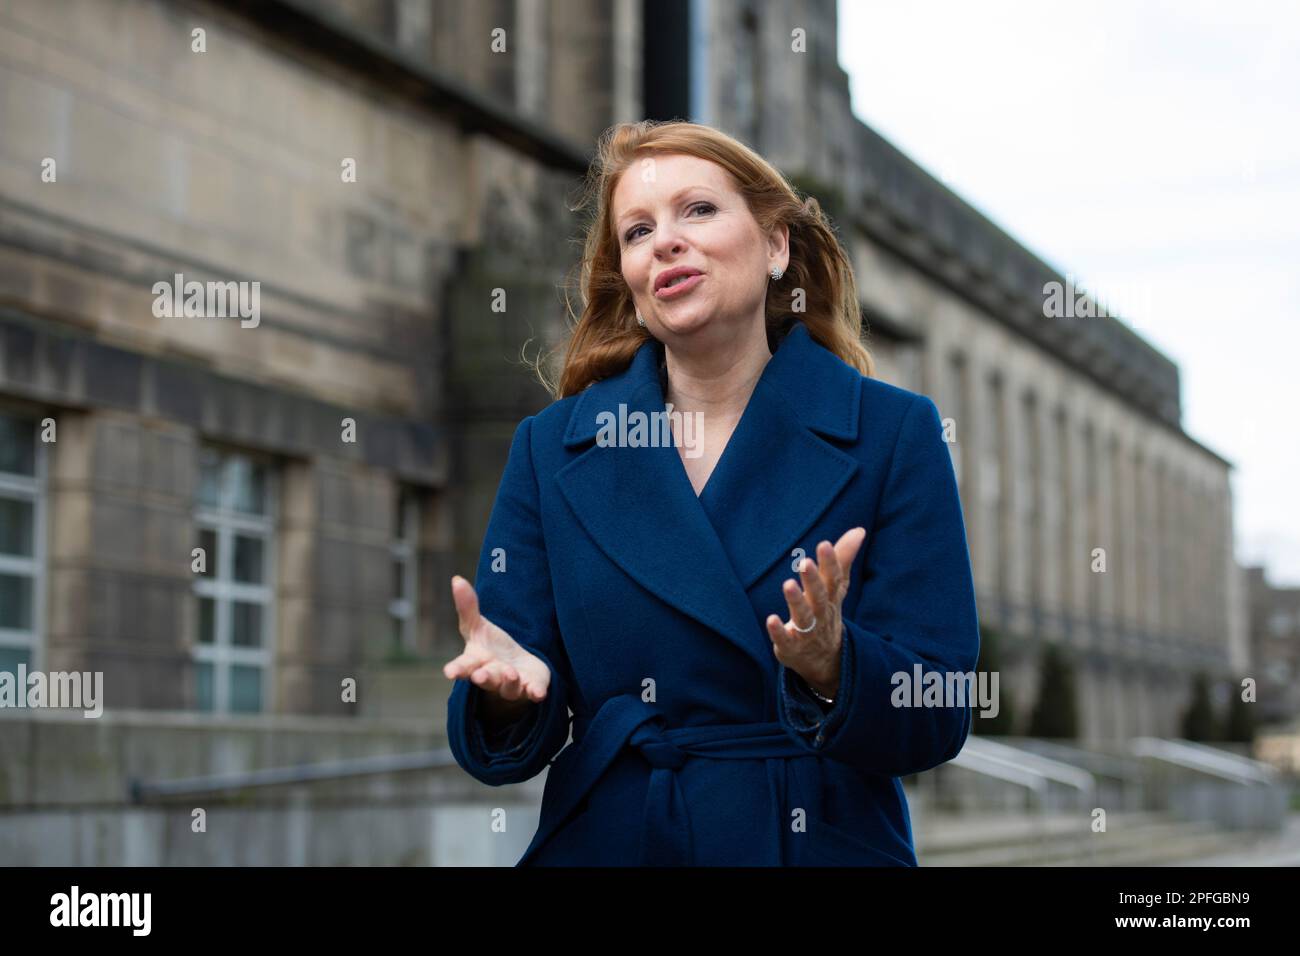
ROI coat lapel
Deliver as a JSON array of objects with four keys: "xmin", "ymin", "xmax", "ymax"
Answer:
[{"xmin": 556, "ymin": 320, "xmax": 863, "ymax": 674}]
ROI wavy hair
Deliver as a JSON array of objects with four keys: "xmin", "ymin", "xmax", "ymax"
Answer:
[{"xmin": 533, "ymin": 120, "xmax": 874, "ymax": 398}]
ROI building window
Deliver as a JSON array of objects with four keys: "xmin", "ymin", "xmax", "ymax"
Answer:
[
  {"xmin": 389, "ymin": 485, "xmax": 419, "ymax": 655},
  {"xmin": 987, "ymin": 373, "xmax": 1008, "ymax": 601},
  {"xmin": 0, "ymin": 413, "xmax": 43, "ymax": 679},
  {"xmin": 1132, "ymin": 448, "xmax": 1146, "ymax": 633},
  {"xmin": 193, "ymin": 446, "xmax": 275, "ymax": 713},
  {"xmin": 1023, "ymin": 391, "xmax": 1042, "ymax": 609},
  {"xmin": 1055, "ymin": 407, "xmax": 1072, "ymax": 616},
  {"xmin": 735, "ymin": 8, "xmax": 761, "ymax": 146},
  {"xmin": 1083, "ymin": 423, "xmax": 1100, "ymax": 622},
  {"xmin": 946, "ymin": 351, "xmax": 967, "ymax": 490}
]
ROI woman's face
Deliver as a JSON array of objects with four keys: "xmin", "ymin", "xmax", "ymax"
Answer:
[{"xmin": 612, "ymin": 153, "xmax": 787, "ymax": 343}]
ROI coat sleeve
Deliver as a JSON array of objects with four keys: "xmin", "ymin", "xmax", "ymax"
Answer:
[
  {"xmin": 776, "ymin": 394, "xmax": 981, "ymax": 777},
  {"xmin": 446, "ymin": 415, "xmax": 574, "ymax": 786}
]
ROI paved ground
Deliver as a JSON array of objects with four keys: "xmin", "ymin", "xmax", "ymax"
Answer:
[{"xmin": 1165, "ymin": 813, "xmax": 1300, "ymax": 866}]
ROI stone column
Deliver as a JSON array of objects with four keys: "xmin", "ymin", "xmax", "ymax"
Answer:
[
  {"xmin": 985, "ymin": 371, "xmax": 1009, "ymax": 624},
  {"xmin": 966, "ymin": 363, "xmax": 994, "ymax": 615},
  {"xmin": 47, "ymin": 410, "xmax": 195, "ymax": 709},
  {"xmin": 611, "ymin": 0, "xmax": 642, "ymax": 123},
  {"xmin": 1111, "ymin": 434, "xmax": 1134, "ymax": 634},
  {"xmin": 312, "ymin": 459, "xmax": 394, "ymax": 715},
  {"xmin": 1038, "ymin": 398, "xmax": 1062, "ymax": 641},
  {"xmin": 1021, "ymin": 390, "xmax": 1045, "ymax": 635},
  {"xmin": 950, "ymin": 351, "xmax": 972, "ymax": 525},
  {"xmin": 1080, "ymin": 421, "xmax": 1101, "ymax": 639},
  {"xmin": 1055, "ymin": 406, "xmax": 1080, "ymax": 641},
  {"xmin": 1172, "ymin": 466, "xmax": 1189, "ymax": 648},
  {"xmin": 1190, "ymin": 477, "xmax": 1206, "ymax": 650},
  {"xmin": 546, "ymin": 0, "xmax": 616, "ymax": 145},
  {"xmin": 274, "ymin": 459, "xmax": 317, "ymax": 714},
  {"xmin": 1132, "ymin": 447, "xmax": 1149, "ymax": 644},
  {"xmin": 45, "ymin": 411, "xmax": 94, "ymax": 677},
  {"xmin": 1094, "ymin": 428, "xmax": 1116, "ymax": 634},
  {"xmin": 1003, "ymin": 387, "xmax": 1029, "ymax": 635},
  {"xmin": 1152, "ymin": 458, "xmax": 1168, "ymax": 642}
]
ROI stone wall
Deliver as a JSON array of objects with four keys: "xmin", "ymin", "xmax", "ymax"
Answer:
[{"xmin": 0, "ymin": 709, "xmax": 542, "ymax": 865}]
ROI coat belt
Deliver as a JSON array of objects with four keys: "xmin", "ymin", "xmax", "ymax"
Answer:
[{"xmin": 519, "ymin": 693, "xmax": 819, "ymax": 866}]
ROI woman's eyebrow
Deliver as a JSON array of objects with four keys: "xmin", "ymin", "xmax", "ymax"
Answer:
[{"xmin": 616, "ymin": 187, "xmax": 720, "ymax": 227}]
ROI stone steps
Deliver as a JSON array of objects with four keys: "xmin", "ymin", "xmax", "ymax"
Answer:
[{"xmin": 915, "ymin": 812, "xmax": 1255, "ymax": 866}]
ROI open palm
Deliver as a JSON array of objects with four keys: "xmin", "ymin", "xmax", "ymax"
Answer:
[{"xmin": 443, "ymin": 575, "xmax": 550, "ymax": 705}]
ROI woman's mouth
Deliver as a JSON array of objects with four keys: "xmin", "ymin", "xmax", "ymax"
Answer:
[{"xmin": 654, "ymin": 273, "xmax": 704, "ymax": 299}]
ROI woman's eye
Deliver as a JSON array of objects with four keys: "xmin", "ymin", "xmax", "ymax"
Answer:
[{"xmin": 623, "ymin": 203, "xmax": 714, "ymax": 242}]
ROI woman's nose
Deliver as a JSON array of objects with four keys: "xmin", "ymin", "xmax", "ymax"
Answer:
[{"xmin": 652, "ymin": 224, "xmax": 686, "ymax": 256}]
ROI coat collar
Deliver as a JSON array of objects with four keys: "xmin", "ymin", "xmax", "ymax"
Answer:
[
  {"xmin": 562, "ymin": 318, "xmax": 861, "ymax": 445},
  {"xmin": 556, "ymin": 319, "xmax": 864, "ymax": 675}
]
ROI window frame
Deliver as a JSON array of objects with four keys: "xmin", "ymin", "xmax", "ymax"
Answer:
[
  {"xmin": 388, "ymin": 485, "xmax": 420, "ymax": 655},
  {"xmin": 0, "ymin": 410, "xmax": 46, "ymax": 675},
  {"xmin": 193, "ymin": 445, "xmax": 278, "ymax": 714}
]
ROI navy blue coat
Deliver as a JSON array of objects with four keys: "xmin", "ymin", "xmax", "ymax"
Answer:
[{"xmin": 447, "ymin": 318, "xmax": 980, "ymax": 865}]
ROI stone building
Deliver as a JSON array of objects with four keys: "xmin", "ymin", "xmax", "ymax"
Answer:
[
  {"xmin": 1245, "ymin": 566, "xmax": 1300, "ymax": 727},
  {"xmin": 697, "ymin": 0, "xmax": 1248, "ymax": 745},
  {"xmin": 0, "ymin": 0, "xmax": 1245, "ymax": 746},
  {"xmin": 0, "ymin": 0, "xmax": 656, "ymax": 723}
]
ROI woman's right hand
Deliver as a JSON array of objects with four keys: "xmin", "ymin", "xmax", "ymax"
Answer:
[{"xmin": 444, "ymin": 575, "xmax": 550, "ymax": 723}]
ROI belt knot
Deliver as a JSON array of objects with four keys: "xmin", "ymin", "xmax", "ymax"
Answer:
[{"xmin": 629, "ymin": 724, "xmax": 688, "ymax": 770}]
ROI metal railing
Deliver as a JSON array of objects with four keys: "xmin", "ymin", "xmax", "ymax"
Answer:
[
  {"xmin": 933, "ymin": 735, "xmax": 1100, "ymax": 863},
  {"xmin": 130, "ymin": 749, "xmax": 461, "ymax": 802},
  {"xmin": 1128, "ymin": 737, "xmax": 1287, "ymax": 830},
  {"xmin": 1129, "ymin": 737, "xmax": 1278, "ymax": 784}
]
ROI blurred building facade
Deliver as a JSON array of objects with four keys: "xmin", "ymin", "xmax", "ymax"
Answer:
[
  {"xmin": 1245, "ymin": 566, "xmax": 1300, "ymax": 727},
  {"xmin": 0, "ymin": 0, "xmax": 1249, "ymax": 746}
]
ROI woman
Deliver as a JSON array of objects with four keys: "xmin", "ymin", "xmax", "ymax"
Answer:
[{"xmin": 443, "ymin": 120, "xmax": 979, "ymax": 866}]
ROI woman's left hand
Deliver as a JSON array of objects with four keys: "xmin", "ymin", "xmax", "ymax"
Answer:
[{"xmin": 766, "ymin": 526, "xmax": 867, "ymax": 699}]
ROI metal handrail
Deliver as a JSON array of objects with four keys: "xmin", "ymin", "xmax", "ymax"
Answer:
[
  {"xmin": 949, "ymin": 750, "xmax": 1051, "ymax": 798},
  {"xmin": 960, "ymin": 736, "xmax": 1098, "ymax": 800},
  {"xmin": 1129, "ymin": 738, "xmax": 1279, "ymax": 785},
  {"xmin": 937, "ymin": 738, "xmax": 1100, "ymax": 863},
  {"xmin": 998, "ymin": 736, "xmax": 1144, "ymax": 782},
  {"xmin": 130, "ymin": 748, "xmax": 461, "ymax": 802}
]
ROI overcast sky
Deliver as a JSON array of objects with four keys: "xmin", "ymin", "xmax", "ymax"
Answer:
[{"xmin": 838, "ymin": 0, "xmax": 1300, "ymax": 587}]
